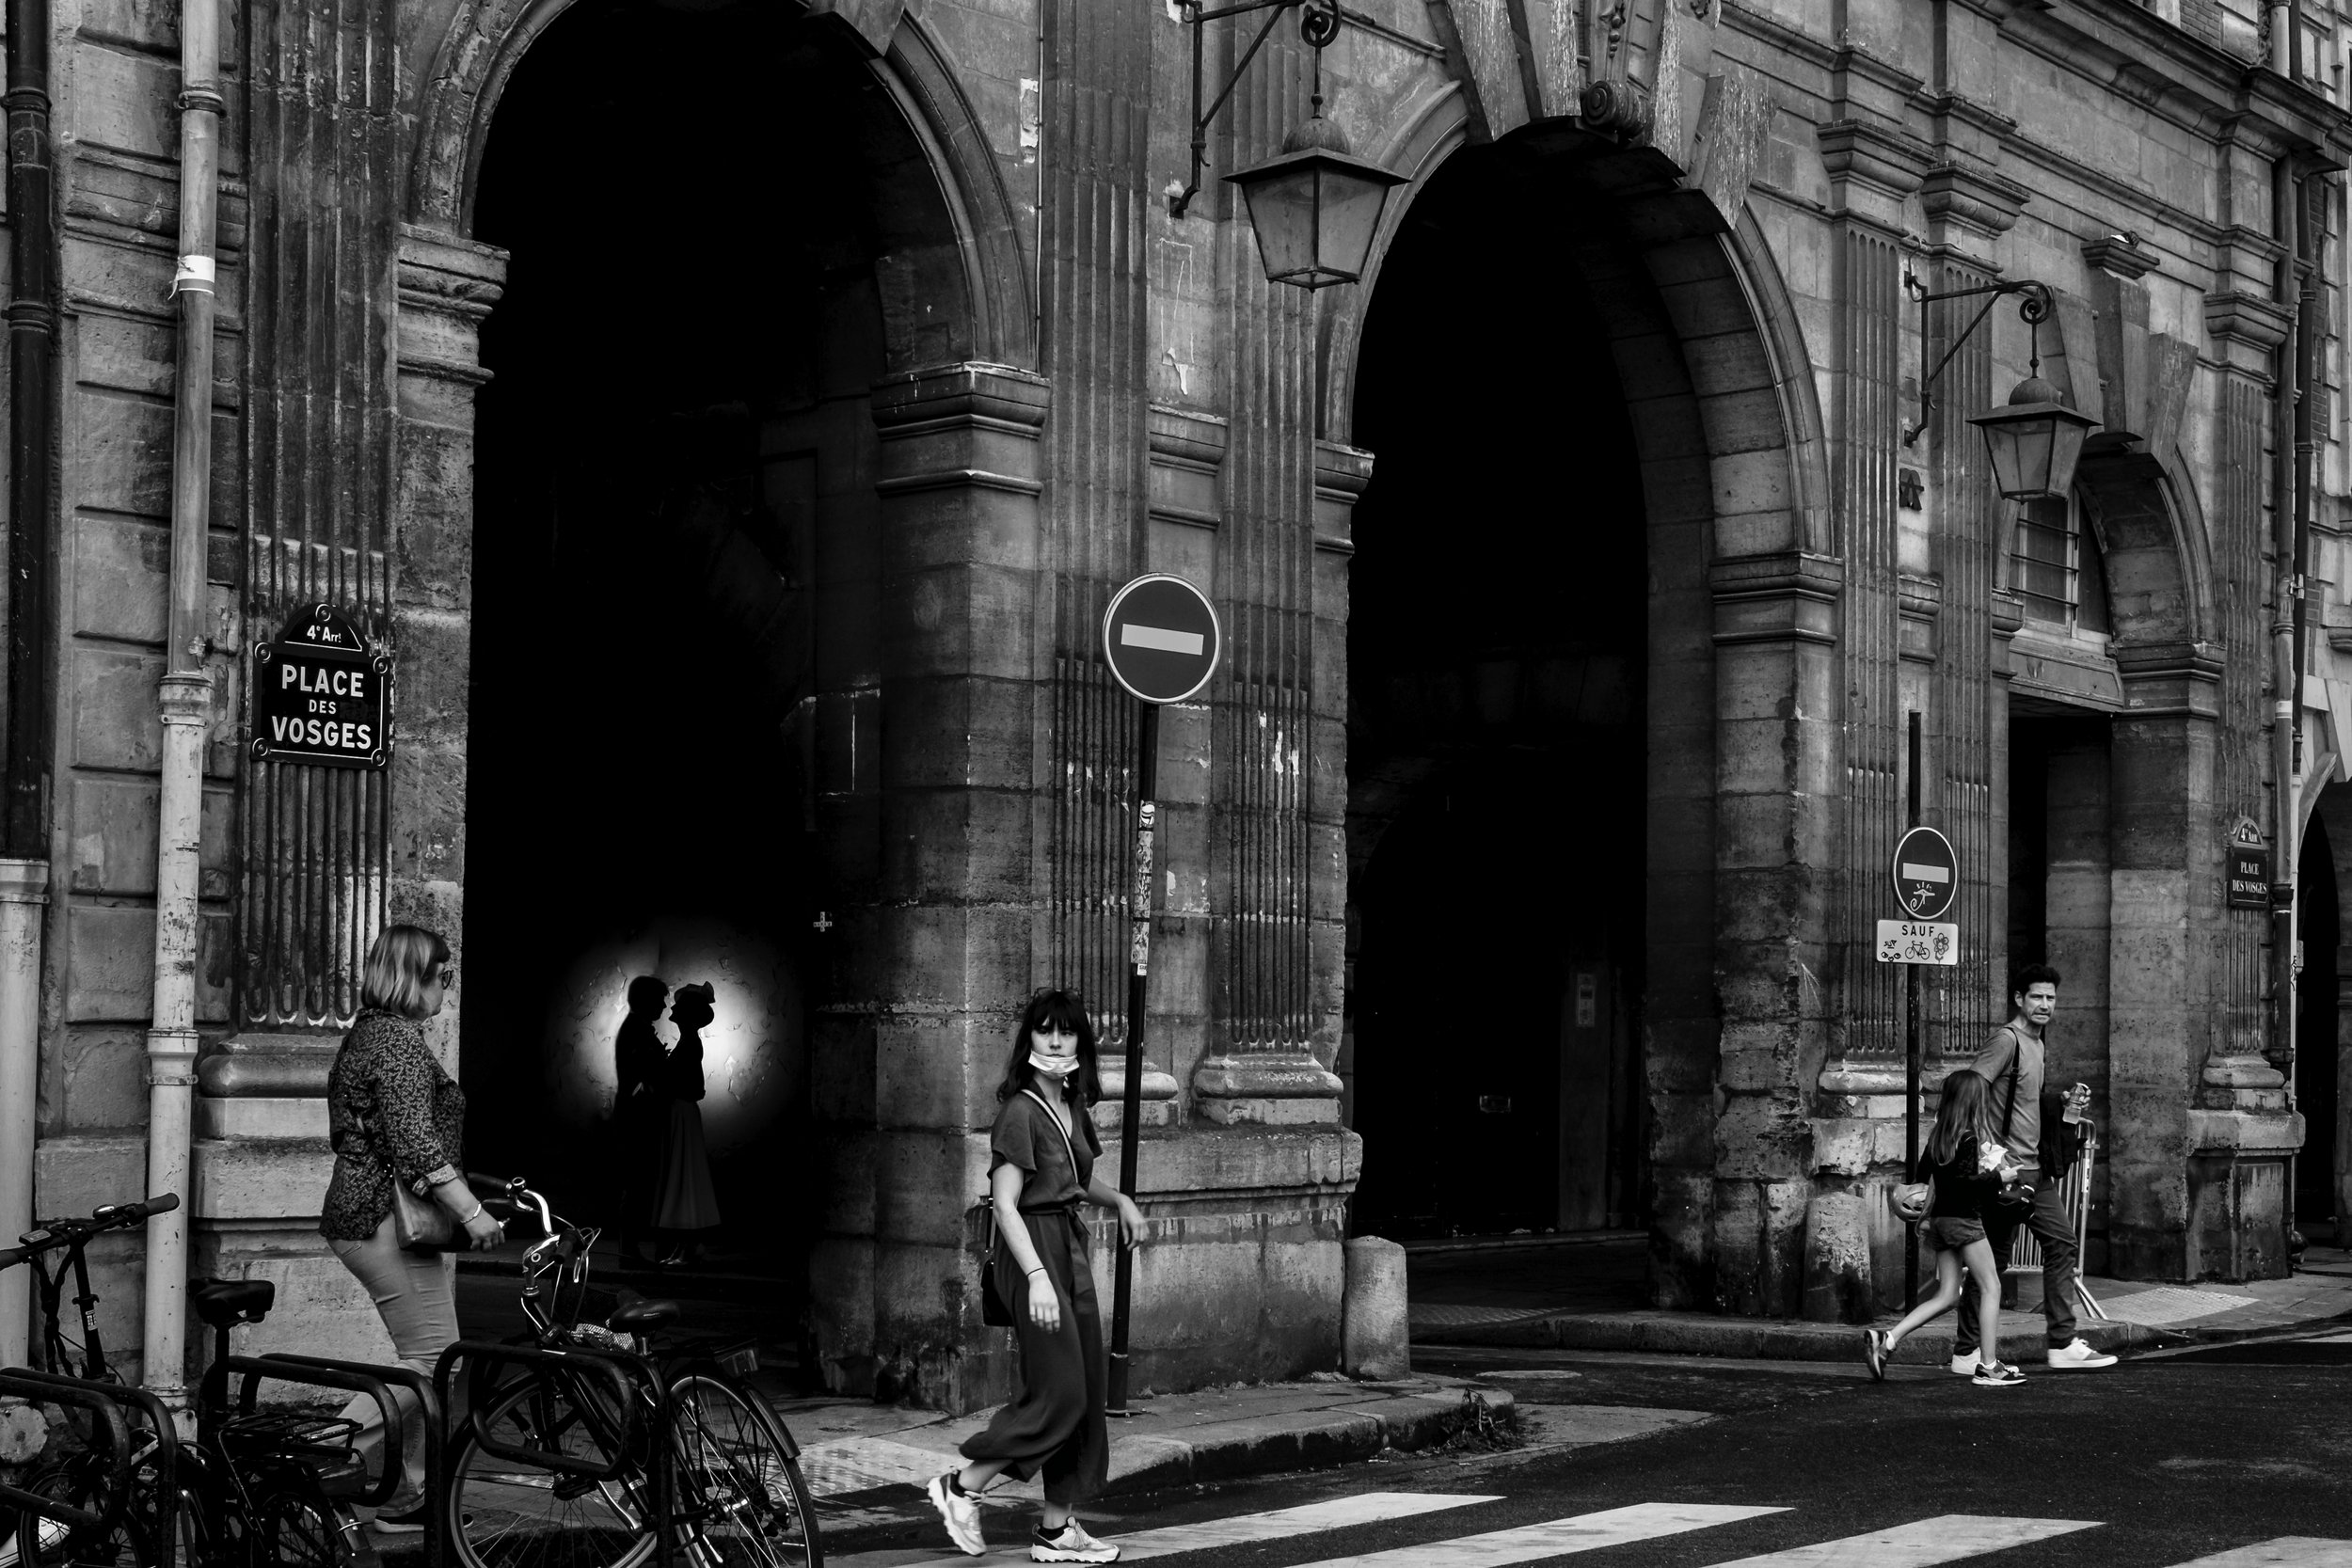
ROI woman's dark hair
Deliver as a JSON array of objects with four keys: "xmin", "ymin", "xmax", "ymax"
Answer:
[
  {"xmin": 1930, "ymin": 1069, "xmax": 1999, "ymax": 1167},
  {"xmin": 995, "ymin": 988, "xmax": 1102, "ymax": 1103}
]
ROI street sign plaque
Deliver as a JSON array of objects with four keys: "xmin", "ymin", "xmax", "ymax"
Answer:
[
  {"xmin": 1890, "ymin": 826, "xmax": 1959, "ymax": 921},
  {"xmin": 251, "ymin": 604, "xmax": 390, "ymax": 769},
  {"xmin": 2225, "ymin": 826, "xmax": 2270, "ymax": 911},
  {"xmin": 1876, "ymin": 919, "xmax": 1959, "ymax": 966},
  {"xmin": 1103, "ymin": 574, "xmax": 1221, "ymax": 705}
]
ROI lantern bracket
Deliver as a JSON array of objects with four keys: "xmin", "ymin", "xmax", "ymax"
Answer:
[
  {"xmin": 1169, "ymin": 0, "xmax": 1343, "ymax": 219},
  {"xmin": 1899, "ymin": 270, "xmax": 2057, "ymax": 447}
]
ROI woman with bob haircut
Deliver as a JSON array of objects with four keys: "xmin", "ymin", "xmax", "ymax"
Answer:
[
  {"xmin": 321, "ymin": 925, "xmax": 503, "ymax": 1532},
  {"xmin": 925, "ymin": 988, "xmax": 1143, "ymax": 1564}
]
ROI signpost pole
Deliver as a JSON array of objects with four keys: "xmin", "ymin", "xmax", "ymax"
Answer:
[
  {"xmin": 1107, "ymin": 702, "xmax": 1157, "ymax": 1415},
  {"xmin": 1904, "ymin": 711, "xmax": 1923, "ymax": 1310}
]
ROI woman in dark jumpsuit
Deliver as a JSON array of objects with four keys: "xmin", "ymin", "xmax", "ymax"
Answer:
[{"xmin": 927, "ymin": 990, "xmax": 1143, "ymax": 1564}]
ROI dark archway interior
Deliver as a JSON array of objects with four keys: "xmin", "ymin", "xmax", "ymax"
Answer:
[
  {"xmin": 1343, "ymin": 143, "xmax": 1648, "ymax": 1241},
  {"xmin": 464, "ymin": 0, "xmax": 951, "ymax": 1285},
  {"xmin": 2298, "ymin": 815, "xmax": 2338, "ymax": 1238}
]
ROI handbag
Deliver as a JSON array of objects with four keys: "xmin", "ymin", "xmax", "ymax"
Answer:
[
  {"xmin": 361, "ymin": 1098, "xmax": 456, "ymax": 1254},
  {"xmin": 977, "ymin": 1090, "xmax": 1086, "ymax": 1327},
  {"xmin": 1891, "ymin": 1176, "xmax": 1934, "ymax": 1223},
  {"xmin": 391, "ymin": 1178, "xmax": 456, "ymax": 1254}
]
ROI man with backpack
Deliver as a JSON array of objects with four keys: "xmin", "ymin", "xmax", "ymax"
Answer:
[{"xmin": 1949, "ymin": 962, "xmax": 2118, "ymax": 1374}]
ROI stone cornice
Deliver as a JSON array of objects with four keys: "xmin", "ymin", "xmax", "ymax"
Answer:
[
  {"xmin": 1828, "ymin": 44, "xmax": 1924, "ymax": 103},
  {"xmin": 2204, "ymin": 291, "xmax": 2294, "ymax": 351},
  {"xmin": 2082, "ymin": 233, "xmax": 2163, "ymax": 279},
  {"xmin": 1817, "ymin": 119, "xmax": 1936, "ymax": 199},
  {"xmin": 870, "ymin": 362, "xmax": 1052, "ymax": 433},
  {"xmin": 1919, "ymin": 162, "xmax": 2031, "ymax": 242},
  {"xmin": 1709, "ymin": 550, "xmax": 1844, "ymax": 648},
  {"xmin": 2114, "ymin": 638, "xmax": 2225, "ymax": 718}
]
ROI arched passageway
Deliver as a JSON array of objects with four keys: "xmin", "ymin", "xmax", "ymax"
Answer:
[
  {"xmin": 459, "ymin": 0, "xmax": 973, "ymax": 1313},
  {"xmin": 1343, "ymin": 139, "xmax": 1650, "ymax": 1241}
]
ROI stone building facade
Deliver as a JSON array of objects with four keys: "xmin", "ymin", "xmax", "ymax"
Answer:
[{"xmin": 12, "ymin": 0, "xmax": 2352, "ymax": 1411}]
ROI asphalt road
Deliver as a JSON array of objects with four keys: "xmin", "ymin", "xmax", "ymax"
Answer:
[{"xmin": 836, "ymin": 1333, "xmax": 2352, "ymax": 1567}]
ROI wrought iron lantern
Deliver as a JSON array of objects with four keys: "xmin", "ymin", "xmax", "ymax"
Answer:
[
  {"xmin": 1968, "ymin": 374, "xmax": 2099, "ymax": 502},
  {"xmin": 1169, "ymin": 0, "xmax": 1406, "ymax": 292},
  {"xmin": 1223, "ymin": 112, "xmax": 1407, "ymax": 291},
  {"xmin": 1901, "ymin": 272, "xmax": 2099, "ymax": 500}
]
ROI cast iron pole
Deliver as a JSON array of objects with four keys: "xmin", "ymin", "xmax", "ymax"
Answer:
[
  {"xmin": 1107, "ymin": 702, "xmax": 1158, "ymax": 1413},
  {"xmin": 1905, "ymin": 710, "xmax": 1922, "ymax": 1309}
]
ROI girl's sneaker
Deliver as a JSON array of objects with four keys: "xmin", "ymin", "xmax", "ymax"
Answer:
[
  {"xmin": 1861, "ymin": 1328, "xmax": 1888, "ymax": 1382},
  {"xmin": 1032, "ymin": 1519, "xmax": 1120, "ymax": 1563},
  {"xmin": 1972, "ymin": 1359, "xmax": 2027, "ymax": 1387},
  {"xmin": 927, "ymin": 1473, "xmax": 987, "ymax": 1557}
]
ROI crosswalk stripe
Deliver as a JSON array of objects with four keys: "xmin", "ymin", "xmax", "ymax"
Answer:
[
  {"xmin": 835, "ymin": 1491, "xmax": 1502, "ymax": 1567},
  {"xmin": 1703, "ymin": 1514, "xmax": 2100, "ymax": 1566},
  {"xmin": 1274, "ymin": 1502, "xmax": 1788, "ymax": 1568},
  {"xmin": 2158, "ymin": 1543, "xmax": 2352, "ymax": 1567}
]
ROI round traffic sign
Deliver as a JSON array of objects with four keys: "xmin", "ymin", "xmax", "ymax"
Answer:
[
  {"xmin": 1891, "ymin": 827, "xmax": 1959, "ymax": 921},
  {"xmin": 1103, "ymin": 575, "xmax": 1221, "ymax": 705}
]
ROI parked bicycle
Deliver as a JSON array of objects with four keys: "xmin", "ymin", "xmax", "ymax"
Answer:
[
  {"xmin": 446, "ymin": 1176, "xmax": 820, "ymax": 1568},
  {"xmin": 0, "ymin": 1195, "xmax": 415, "ymax": 1568}
]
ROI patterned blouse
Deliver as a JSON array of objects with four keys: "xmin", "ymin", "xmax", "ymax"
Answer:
[{"xmin": 320, "ymin": 1009, "xmax": 467, "ymax": 1242}]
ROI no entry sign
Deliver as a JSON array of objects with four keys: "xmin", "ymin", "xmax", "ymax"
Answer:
[
  {"xmin": 1891, "ymin": 826, "xmax": 1958, "ymax": 921},
  {"xmin": 1103, "ymin": 575, "xmax": 1221, "ymax": 705}
]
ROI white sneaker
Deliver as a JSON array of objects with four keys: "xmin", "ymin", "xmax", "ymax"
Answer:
[
  {"xmin": 2045, "ymin": 1338, "xmax": 2118, "ymax": 1370},
  {"xmin": 1947, "ymin": 1353, "xmax": 1982, "ymax": 1375},
  {"xmin": 1032, "ymin": 1519, "xmax": 1120, "ymax": 1563},
  {"xmin": 927, "ymin": 1473, "xmax": 987, "ymax": 1557}
]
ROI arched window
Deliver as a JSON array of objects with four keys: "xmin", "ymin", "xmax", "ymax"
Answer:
[{"xmin": 2013, "ymin": 491, "xmax": 2110, "ymax": 637}]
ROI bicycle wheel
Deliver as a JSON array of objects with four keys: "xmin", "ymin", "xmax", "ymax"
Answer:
[
  {"xmin": 249, "ymin": 1476, "xmax": 348, "ymax": 1568},
  {"xmin": 665, "ymin": 1373, "xmax": 821, "ymax": 1568},
  {"xmin": 14, "ymin": 1449, "xmax": 151, "ymax": 1568},
  {"xmin": 448, "ymin": 1375, "xmax": 658, "ymax": 1568}
]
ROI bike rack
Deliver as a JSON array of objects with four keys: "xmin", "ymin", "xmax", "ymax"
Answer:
[
  {"xmin": 0, "ymin": 1368, "xmax": 149, "ymax": 1542},
  {"xmin": 250, "ymin": 1352, "xmax": 447, "ymax": 1568},
  {"xmin": 434, "ymin": 1339, "xmax": 673, "ymax": 1561}
]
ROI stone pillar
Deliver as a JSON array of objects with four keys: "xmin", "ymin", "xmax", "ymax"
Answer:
[{"xmin": 812, "ymin": 362, "xmax": 1049, "ymax": 1410}]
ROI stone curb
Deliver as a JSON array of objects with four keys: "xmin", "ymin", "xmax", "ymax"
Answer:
[
  {"xmin": 1093, "ymin": 1384, "xmax": 1516, "ymax": 1497},
  {"xmin": 1417, "ymin": 1309, "xmax": 2156, "ymax": 1364}
]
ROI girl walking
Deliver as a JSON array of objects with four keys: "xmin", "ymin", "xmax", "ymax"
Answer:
[
  {"xmin": 927, "ymin": 989, "xmax": 1144, "ymax": 1564},
  {"xmin": 1863, "ymin": 1069, "xmax": 2029, "ymax": 1388}
]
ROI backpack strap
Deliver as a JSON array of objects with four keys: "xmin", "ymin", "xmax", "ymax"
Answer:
[{"xmin": 1994, "ymin": 1026, "xmax": 2024, "ymax": 1159}]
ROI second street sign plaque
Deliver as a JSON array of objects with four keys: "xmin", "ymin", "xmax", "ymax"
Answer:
[{"xmin": 251, "ymin": 604, "xmax": 390, "ymax": 769}]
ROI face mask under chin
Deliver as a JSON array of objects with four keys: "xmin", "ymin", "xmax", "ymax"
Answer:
[{"xmin": 1028, "ymin": 1051, "xmax": 1081, "ymax": 1079}]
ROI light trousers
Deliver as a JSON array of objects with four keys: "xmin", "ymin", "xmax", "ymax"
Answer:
[{"xmin": 327, "ymin": 1212, "xmax": 461, "ymax": 1502}]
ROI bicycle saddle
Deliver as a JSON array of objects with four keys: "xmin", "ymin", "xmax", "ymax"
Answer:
[
  {"xmin": 606, "ymin": 1297, "xmax": 680, "ymax": 1332},
  {"xmin": 191, "ymin": 1276, "xmax": 277, "ymax": 1326}
]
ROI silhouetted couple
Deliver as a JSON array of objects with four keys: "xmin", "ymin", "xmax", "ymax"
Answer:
[{"xmin": 614, "ymin": 975, "xmax": 723, "ymax": 1268}]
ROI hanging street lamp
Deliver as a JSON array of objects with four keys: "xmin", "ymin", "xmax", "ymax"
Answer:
[
  {"xmin": 1168, "ymin": 0, "xmax": 1409, "ymax": 291},
  {"xmin": 1901, "ymin": 272, "xmax": 2100, "ymax": 501}
]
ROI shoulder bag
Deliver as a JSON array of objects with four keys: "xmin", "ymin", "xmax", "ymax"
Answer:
[
  {"xmin": 977, "ymin": 1091, "xmax": 1086, "ymax": 1326},
  {"xmin": 359, "ymin": 1089, "xmax": 456, "ymax": 1253},
  {"xmin": 1990, "ymin": 1037, "xmax": 2037, "ymax": 1212}
]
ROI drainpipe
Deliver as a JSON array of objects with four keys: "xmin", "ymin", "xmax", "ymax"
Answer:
[
  {"xmin": 1, "ymin": 0, "xmax": 58, "ymax": 1368},
  {"xmin": 143, "ymin": 0, "xmax": 223, "ymax": 1410},
  {"xmin": 2286, "ymin": 166, "xmax": 2323, "ymax": 1256},
  {"xmin": 2270, "ymin": 151, "xmax": 2301, "ymax": 1129}
]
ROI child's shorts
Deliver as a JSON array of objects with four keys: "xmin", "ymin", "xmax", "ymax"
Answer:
[{"xmin": 1923, "ymin": 1216, "xmax": 1987, "ymax": 1251}]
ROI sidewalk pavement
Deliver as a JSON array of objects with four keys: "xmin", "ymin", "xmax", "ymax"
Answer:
[
  {"xmin": 1410, "ymin": 1244, "xmax": 2352, "ymax": 1364},
  {"xmin": 763, "ymin": 1374, "xmax": 1514, "ymax": 1526}
]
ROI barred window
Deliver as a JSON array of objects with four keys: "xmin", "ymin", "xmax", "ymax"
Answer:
[{"xmin": 2012, "ymin": 493, "xmax": 2109, "ymax": 636}]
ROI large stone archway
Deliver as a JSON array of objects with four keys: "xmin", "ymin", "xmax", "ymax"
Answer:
[
  {"xmin": 390, "ymin": 0, "xmax": 1057, "ymax": 1405},
  {"xmin": 1327, "ymin": 109, "xmax": 1835, "ymax": 1311}
]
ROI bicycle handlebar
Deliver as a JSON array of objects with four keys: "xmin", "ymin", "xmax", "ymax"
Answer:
[{"xmin": 0, "ymin": 1192, "xmax": 181, "ymax": 1270}]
